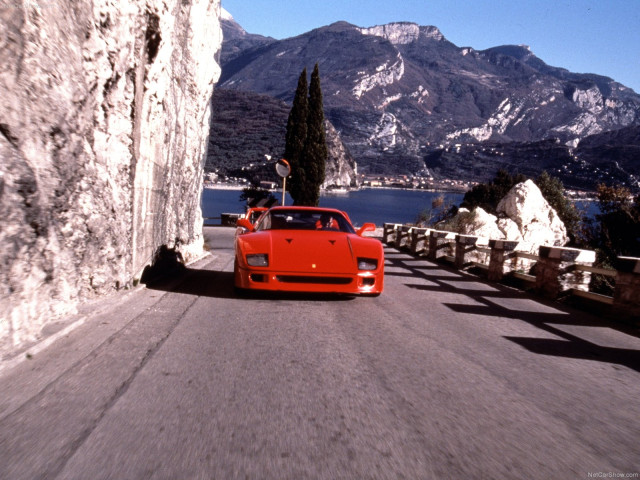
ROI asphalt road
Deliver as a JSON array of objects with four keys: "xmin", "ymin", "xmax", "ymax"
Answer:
[{"xmin": 1, "ymin": 227, "xmax": 639, "ymax": 479}]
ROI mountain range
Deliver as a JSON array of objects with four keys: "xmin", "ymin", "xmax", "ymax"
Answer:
[{"xmin": 207, "ymin": 11, "xmax": 640, "ymax": 191}]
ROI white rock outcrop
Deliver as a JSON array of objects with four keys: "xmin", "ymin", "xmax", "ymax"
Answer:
[
  {"xmin": 496, "ymin": 180, "xmax": 568, "ymax": 251},
  {"xmin": 352, "ymin": 52, "xmax": 405, "ymax": 99},
  {"xmin": 456, "ymin": 207, "xmax": 504, "ymax": 241},
  {"xmin": 451, "ymin": 180, "xmax": 568, "ymax": 254},
  {"xmin": 0, "ymin": 1, "xmax": 222, "ymax": 357},
  {"xmin": 359, "ymin": 23, "xmax": 444, "ymax": 44},
  {"xmin": 360, "ymin": 23, "xmax": 421, "ymax": 45}
]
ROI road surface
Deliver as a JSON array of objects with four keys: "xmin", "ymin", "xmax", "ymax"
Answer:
[{"xmin": 1, "ymin": 227, "xmax": 639, "ymax": 479}]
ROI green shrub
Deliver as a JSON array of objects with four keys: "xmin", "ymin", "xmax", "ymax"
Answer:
[{"xmin": 535, "ymin": 171, "xmax": 586, "ymax": 245}]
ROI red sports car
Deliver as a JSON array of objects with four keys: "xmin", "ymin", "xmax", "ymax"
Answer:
[{"xmin": 234, "ymin": 206, "xmax": 384, "ymax": 296}]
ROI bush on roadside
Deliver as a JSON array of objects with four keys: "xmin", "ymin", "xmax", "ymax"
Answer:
[{"xmin": 534, "ymin": 171, "xmax": 585, "ymax": 246}]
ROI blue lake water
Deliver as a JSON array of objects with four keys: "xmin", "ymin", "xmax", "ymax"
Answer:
[
  {"xmin": 201, "ymin": 188, "xmax": 464, "ymax": 226},
  {"xmin": 201, "ymin": 187, "xmax": 599, "ymax": 227}
]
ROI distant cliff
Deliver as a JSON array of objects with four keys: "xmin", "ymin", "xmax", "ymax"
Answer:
[
  {"xmin": 0, "ymin": 1, "xmax": 222, "ymax": 357},
  {"xmin": 323, "ymin": 120, "xmax": 358, "ymax": 189},
  {"xmin": 206, "ymin": 89, "xmax": 358, "ymax": 188}
]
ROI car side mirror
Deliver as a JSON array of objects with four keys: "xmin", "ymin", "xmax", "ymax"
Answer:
[
  {"xmin": 236, "ymin": 218, "xmax": 255, "ymax": 232},
  {"xmin": 357, "ymin": 223, "xmax": 376, "ymax": 236}
]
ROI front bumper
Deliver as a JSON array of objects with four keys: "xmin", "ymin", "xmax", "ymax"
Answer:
[{"xmin": 235, "ymin": 266, "xmax": 383, "ymax": 295}]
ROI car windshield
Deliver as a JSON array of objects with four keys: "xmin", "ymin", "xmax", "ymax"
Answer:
[
  {"xmin": 248, "ymin": 209, "xmax": 265, "ymax": 224},
  {"xmin": 256, "ymin": 209, "xmax": 355, "ymax": 233}
]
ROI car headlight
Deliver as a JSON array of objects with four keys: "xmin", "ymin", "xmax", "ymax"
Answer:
[
  {"xmin": 246, "ymin": 254, "xmax": 269, "ymax": 267},
  {"xmin": 357, "ymin": 257, "xmax": 378, "ymax": 271}
]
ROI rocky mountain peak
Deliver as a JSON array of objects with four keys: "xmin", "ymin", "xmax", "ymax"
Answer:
[
  {"xmin": 359, "ymin": 22, "xmax": 444, "ymax": 45},
  {"xmin": 218, "ymin": 14, "xmax": 640, "ymax": 190},
  {"xmin": 220, "ymin": 7, "xmax": 246, "ymax": 39},
  {"xmin": 483, "ymin": 44, "xmax": 533, "ymax": 59},
  {"xmin": 219, "ymin": 8, "xmax": 274, "ymax": 65},
  {"xmin": 221, "ymin": 6, "xmax": 234, "ymax": 21}
]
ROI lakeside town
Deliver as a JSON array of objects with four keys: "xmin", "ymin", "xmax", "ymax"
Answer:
[
  {"xmin": 205, "ymin": 170, "xmax": 477, "ymax": 193},
  {"xmin": 203, "ymin": 171, "xmax": 596, "ymax": 200}
]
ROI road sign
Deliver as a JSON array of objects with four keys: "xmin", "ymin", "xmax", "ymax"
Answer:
[
  {"xmin": 275, "ymin": 158, "xmax": 291, "ymax": 178},
  {"xmin": 275, "ymin": 159, "xmax": 291, "ymax": 205}
]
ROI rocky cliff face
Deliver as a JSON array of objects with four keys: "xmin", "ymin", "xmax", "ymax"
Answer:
[
  {"xmin": 323, "ymin": 120, "xmax": 358, "ymax": 189},
  {"xmin": 0, "ymin": 1, "xmax": 222, "ymax": 357}
]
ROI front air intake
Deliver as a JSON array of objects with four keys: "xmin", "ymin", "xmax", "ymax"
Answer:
[{"xmin": 275, "ymin": 276, "xmax": 352, "ymax": 285}]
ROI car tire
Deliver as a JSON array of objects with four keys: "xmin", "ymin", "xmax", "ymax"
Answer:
[
  {"xmin": 233, "ymin": 259, "xmax": 249, "ymax": 297},
  {"xmin": 234, "ymin": 285, "xmax": 249, "ymax": 297}
]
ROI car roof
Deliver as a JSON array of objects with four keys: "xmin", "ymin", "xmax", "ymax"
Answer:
[
  {"xmin": 268, "ymin": 206, "xmax": 353, "ymax": 225},
  {"xmin": 263, "ymin": 206, "xmax": 355, "ymax": 227},
  {"xmin": 268, "ymin": 206, "xmax": 345, "ymax": 214}
]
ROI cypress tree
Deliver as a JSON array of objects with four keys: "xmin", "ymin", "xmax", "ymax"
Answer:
[
  {"xmin": 284, "ymin": 68, "xmax": 308, "ymax": 205},
  {"xmin": 301, "ymin": 63, "xmax": 327, "ymax": 206}
]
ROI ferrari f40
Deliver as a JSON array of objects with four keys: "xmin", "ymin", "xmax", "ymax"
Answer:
[{"xmin": 234, "ymin": 206, "xmax": 384, "ymax": 296}]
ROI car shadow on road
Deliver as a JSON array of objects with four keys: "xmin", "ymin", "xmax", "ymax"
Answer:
[
  {"xmin": 385, "ymin": 249, "xmax": 640, "ymax": 374},
  {"xmin": 144, "ymin": 267, "xmax": 356, "ymax": 302},
  {"xmin": 144, "ymin": 267, "xmax": 237, "ymax": 299}
]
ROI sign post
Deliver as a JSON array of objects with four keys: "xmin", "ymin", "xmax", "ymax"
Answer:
[{"xmin": 275, "ymin": 159, "xmax": 291, "ymax": 206}]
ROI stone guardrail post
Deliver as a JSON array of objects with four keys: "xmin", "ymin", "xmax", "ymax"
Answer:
[
  {"xmin": 428, "ymin": 231, "xmax": 452, "ymax": 261},
  {"xmin": 487, "ymin": 240, "xmax": 519, "ymax": 282},
  {"xmin": 613, "ymin": 257, "xmax": 640, "ymax": 322},
  {"xmin": 395, "ymin": 225, "xmax": 413, "ymax": 250},
  {"xmin": 410, "ymin": 228, "xmax": 430, "ymax": 256},
  {"xmin": 383, "ymin": 223, "xmax": 399, "ymax": 245},
  {"xmin": 536, "ymin": 246, "xmax": 596, "ymax": 299},
  {"xmin": 455, "ymin": 235, "xmax": 478, "ymax": 270}
]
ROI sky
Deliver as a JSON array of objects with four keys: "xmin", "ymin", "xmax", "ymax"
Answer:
[{"xmin": 221, "ymin": 0, "xmax": 640, "ymax": 94}]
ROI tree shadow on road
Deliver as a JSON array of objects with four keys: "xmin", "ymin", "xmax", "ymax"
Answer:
[
  {"xmin": 448, "ymin": 301, "xmax": 640, "ymax": 374},
  {"xmin": 384, "ymin": 247, "xmax": 640, "ymax": 374},
  {"xmin": 502, "ymin": 336, "xmax": 640, "ymax": 373}
]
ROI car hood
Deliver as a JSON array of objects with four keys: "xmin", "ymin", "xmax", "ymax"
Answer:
[{"xmin": 238, "ymin": 230, "xmax": 380, "ymax": 274}]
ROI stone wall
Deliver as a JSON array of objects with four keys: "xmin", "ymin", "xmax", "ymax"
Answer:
[{"xmin": 0, "ymin": 0, "xmax": 222, "ymax": 357}]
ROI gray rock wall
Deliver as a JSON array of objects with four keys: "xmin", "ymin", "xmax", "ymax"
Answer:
[
  {"xmin": 323, "ymin": 120, "xmax": 358, "ymax": 189},
  {"xmin": 0, "ymin": 0, "xmax": 222, "ymax": 357}
]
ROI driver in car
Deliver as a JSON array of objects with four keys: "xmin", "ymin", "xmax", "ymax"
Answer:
[{"xmin": 316, "ymin": 213, "xmax": 339, "ymax": 230}]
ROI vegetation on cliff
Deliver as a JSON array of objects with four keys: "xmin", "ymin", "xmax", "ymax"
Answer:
[{"xmin": 589, "ymin": 185, "xmax": 640, "ymax": 260}]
